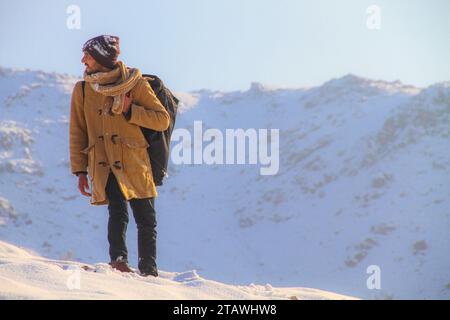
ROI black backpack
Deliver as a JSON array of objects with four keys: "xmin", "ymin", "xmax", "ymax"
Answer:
[
  {"xmin": 81, "ymin": 74, "xmax": 178, "ymax": 186},
  {"xmin": 141, "ymin": 74, "xmax": 179, "ymax": 186}
]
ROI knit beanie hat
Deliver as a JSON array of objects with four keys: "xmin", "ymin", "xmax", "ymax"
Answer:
[{"xmin": 82, "ymin": 35, "xmax": 120, "ymax": 69}]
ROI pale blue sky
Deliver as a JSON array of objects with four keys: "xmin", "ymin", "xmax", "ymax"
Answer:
[{"xmin": 1, "ymin": 0, "xmax": 449, "ymax": 91}]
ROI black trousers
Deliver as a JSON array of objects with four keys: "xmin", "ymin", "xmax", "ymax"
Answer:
[{"xmin": 105, "ymin": 171, "xmax": 157, "ymax": 272}]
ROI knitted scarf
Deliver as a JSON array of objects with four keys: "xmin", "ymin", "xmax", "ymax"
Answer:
[{"xmin": 83, "ymin": 61, "xmax": 142, "ymax": 114}]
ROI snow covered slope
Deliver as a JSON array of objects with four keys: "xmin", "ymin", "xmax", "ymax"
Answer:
[
  {"xmin": 0, "ymin": 241, "xmax": 355, "ymax": 300},
  {"xmin": 0, "ymin": 66, "xmax": 449, "ymax": 299}
]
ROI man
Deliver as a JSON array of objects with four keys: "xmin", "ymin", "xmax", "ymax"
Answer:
[{"xmin": 69, "ymin": 35, "xmax": 170, "ymax": 277}]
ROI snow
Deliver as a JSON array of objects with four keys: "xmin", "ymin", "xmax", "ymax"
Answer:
[
  {"xmin": 0, "ymin": 66, "xmax": 449, "ymax": 299},
  {"xmin": 0, "ymin": 241, "xmax": 355, "ymax": 300},
  {"xmin": 85, "ymin": 40, "xmax": 110, "ymax": 58}
]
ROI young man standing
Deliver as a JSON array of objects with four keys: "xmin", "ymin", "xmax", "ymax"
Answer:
[{"xmin": 69, "ymin": 35, "xmax": 169, "ymax": 276}]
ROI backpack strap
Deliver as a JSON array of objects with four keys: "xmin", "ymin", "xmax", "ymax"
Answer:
[{"xmin": 81, "ymin": 81, "xmax": 85, "ymax": 99}]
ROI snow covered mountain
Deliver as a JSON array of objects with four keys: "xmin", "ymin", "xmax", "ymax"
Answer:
[
  {"xmin": 0, "ymin": 241, "xmax": 355, "ymax": 299},
  {"xmin": 0, "ymin": 66, "xmax": 449, "ymax": 299}
]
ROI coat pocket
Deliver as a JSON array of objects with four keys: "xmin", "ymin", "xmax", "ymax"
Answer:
[
  {"xmin": 121, "ymin": 138, "xmax": 150, "ymax": 173},
  {"xmin": 81, "ymin": 143, "xmax": 95, "ymax": 179}
]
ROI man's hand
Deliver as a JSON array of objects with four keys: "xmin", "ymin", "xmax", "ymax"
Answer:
[
  {"xmin": 122, "ymin": 91, "xmax": 133, "ymax": 114},
  {"xmin": 78, "ymin": 173, "xmax": 92, "ymax": 197}
]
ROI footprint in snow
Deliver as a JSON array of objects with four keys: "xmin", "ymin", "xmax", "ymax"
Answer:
[{"xmin": 173, "ymin": 270, "xmax": 200, "ymax": 282}]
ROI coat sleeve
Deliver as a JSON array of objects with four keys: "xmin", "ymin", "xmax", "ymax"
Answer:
[
  {"xmin": 126, "ymin": 79, "xmax": 170, "ymax": 131},
  {"xmin": 69, "ymin": 81, "xmax": 89, "ymax": 174}
]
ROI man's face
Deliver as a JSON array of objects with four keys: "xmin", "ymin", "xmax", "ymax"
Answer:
[{"xmin": 81, "ymin": 51, "xmax": 101, "ymax": 74}]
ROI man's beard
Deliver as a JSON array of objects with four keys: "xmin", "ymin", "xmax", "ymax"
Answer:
[
  {"xmin": 85, "ymin": 67, "xmax": 96, "ymax": 75},
  {"xmin": 85, "ymin": 64, "xmax": 100, "ymax": 75}
]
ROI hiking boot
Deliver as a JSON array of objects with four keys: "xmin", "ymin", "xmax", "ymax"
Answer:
[
  {"xmin": 109, "ymin": 256, "xmax": 134, "ymax": 273},
  {"xmin": 138, "ymin": 258, "xmax": 158, "ymax": 277},
  {"xmin": 140, "ymin": 269, "xmax": 158, "ymax": 277}
]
